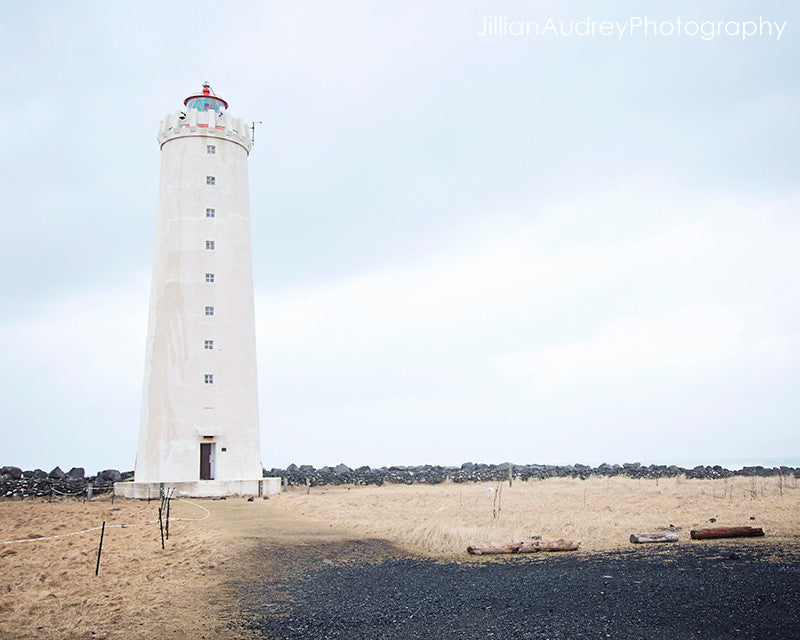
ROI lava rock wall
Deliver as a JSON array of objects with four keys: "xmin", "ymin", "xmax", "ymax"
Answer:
[
  {"xmin": 3, "ymin": 462, "xmax": 796, "ymax": 497},
  {"xmin": 263, "ymin": 462, "xmax": 800, "ymax": 488},
  {"xmin": 0, "ymin": 466, "xmax": 133, "ymax": 498}
]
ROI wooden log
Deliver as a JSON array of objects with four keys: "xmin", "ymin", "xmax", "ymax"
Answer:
[
  {"xmin": 518, "ymin": 539, "xmax": 580, "ymax": 553},
  {"xmin": 690, "ymin": 526, "xmax": 764, "ymax": 540},
  {"xmin": 467, "ymin": 539, "xmax": 580, "ymax": 555},
  {"xmin": 630, "ymin": 532, "xmax": 679, "ymax": 544},
  {"xmin": 467, "ymin": 542, "xmax": 521, "ymax": 555}
]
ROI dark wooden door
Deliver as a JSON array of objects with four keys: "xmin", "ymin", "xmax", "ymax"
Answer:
[{"xmin": 200, "ymin": 443, "xmax": 213, "ymax": 480}]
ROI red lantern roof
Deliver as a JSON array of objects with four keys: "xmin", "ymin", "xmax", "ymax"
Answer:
[{"xmin": 184, "ymin": 82, "xmax": 228, "ymax": 114}]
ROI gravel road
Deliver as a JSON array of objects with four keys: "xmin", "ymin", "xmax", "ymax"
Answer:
[{"xmin": 236, "ymin": 540, "xmax": 800, "ymax": 639}]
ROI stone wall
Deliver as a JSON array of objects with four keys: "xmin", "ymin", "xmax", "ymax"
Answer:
[
  {"xmin": 0, "ymin": 466, "xmax": 133, "ymax": 498},
  {"xmin": 265, "ymin": 462, "xmax": 800, "ymax": 488},
  {"xmin": 4, "ymin": 462, "xmax": 797, "ymax": 497}
]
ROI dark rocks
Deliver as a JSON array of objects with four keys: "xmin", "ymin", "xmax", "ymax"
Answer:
[
  {"xmin": 97, "ymin": 469, "xmax": 122, "ymax": 482},
  {"xmin": 264, "ymin": 461, "xmax": 800, "ymax": 488},
  {"xmin": 0, "ymin": 464, "xmax": 128, "ymax": 498},
  {"xmin": 2, "ymin": 466, "xmax": 22, "ymax": 480},
  {"xmin": 237, "ymin": 542, "xmax": 800, "ymax": 640},
  {"xmin": 2, "ymin": 459, "xmax": 798, "ymax": 497},
  {"xmin": 741, "ymin": 465, "xmax": 774, "ymax": 478}
]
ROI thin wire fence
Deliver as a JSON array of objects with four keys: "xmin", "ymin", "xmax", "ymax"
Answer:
[{"xmin": 0, "ymin": 497, "xmax": 210, "ymax": 545}]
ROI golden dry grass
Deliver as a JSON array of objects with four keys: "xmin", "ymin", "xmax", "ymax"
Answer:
[
  {"xmin": 1, "ymin": 475, "xmax": 799, "ymax": 639},
  {"xmin": 273, "ymin": 474, "xmax": 800, "ymax": 557},
  {"xmin": 0, "ymin": 495, "xmax": 237, "ymax": 640}
]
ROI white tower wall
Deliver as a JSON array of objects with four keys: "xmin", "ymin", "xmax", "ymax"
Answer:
[{"xmin": 119, "ymin": 97, "xmax": 269, "ymax": 497}]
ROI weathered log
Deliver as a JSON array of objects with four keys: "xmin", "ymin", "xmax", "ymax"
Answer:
[
  {"xmin": 630, "ymin": 532, "xmax": 679, "ymax": 544},
  {"xmin": 467, "ymin": 542, "xmax": 521, "ymax": 555},
  {"xmin": 467, "ymin": 539, "xmax": 580, "ymax": 555},
  {"xmin": 690, "ymin": 526, "xmax": 764, "ymax": 540},
  {"xmin": 519, "ymin": 539, "xmax": 580, "ymax": 552}
]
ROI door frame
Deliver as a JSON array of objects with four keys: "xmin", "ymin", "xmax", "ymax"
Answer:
[{"xmin": 200, "ymin": 441, "xmax": 216, "ymax": 480}]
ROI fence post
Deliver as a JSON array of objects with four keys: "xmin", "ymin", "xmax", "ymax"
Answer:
[
  {"xmin": 158, "ymin": 507, "xmax": 165, "ymax": 549},
  {"xmin": 95, "ymin": 521, "xmax": 106, "ymax": 576},
  {"xmin": 165, "ymin": 494, "xmax": 171, "ymax": 540}
]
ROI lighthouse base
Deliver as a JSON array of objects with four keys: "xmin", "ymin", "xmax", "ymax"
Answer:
[{"xmin": 113, "ymin": 478, "xmax": 281, "ymax": 499}]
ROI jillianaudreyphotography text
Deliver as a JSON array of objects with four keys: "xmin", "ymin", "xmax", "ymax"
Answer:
[{"xmin": 477, "ymin": 15, "xmax": 788, "ymax": 41}]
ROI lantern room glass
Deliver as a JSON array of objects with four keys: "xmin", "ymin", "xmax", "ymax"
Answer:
[{"xmin": 185, "ymin": 95, "xmax": 227, "ymax": 114}]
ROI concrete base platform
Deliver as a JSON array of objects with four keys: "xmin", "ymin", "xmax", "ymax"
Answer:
[{"xmin": 114, "ymin": 477, "xmax": 281, "ymax": 499}]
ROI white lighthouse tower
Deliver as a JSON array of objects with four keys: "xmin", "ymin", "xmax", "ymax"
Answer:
[{"xmin": 118, "ymin": 84, "xmax": 274, "ymax": 498}]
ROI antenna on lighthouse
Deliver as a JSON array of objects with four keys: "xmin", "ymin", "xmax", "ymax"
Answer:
[{"xmin": 251, "ymin": 121, "xmax": 263, "ymax": 147}]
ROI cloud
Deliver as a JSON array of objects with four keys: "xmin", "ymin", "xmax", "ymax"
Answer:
[
  {"xmin": 493, "ymin": 305, "xmax": 745, "ymax": 385},
  {"xmin": 256, "ymin": 216, "xmax": 708, "ymax": 350},
  {"xmin": 3, "ymin": 273, "xmax": 149, "ymax": 403}
]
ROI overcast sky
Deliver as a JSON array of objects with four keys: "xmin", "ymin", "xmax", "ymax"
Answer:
[{"xmin": 2, "ymin": 1, "xmax": 798, "ymax": 474}]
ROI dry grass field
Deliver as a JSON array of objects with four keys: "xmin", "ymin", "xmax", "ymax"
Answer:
[
  {"xmin": 274, "ymin": 474, "xmax": 800, "ymax": 556},
  {"xmin": 0, "ymin": 496, "xmax": 238, "ymax": 639},
  {"xmin": 1, "ymin": 475, "xmax": 798, "ymax": 639}
]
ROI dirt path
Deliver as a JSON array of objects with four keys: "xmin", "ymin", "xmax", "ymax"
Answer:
[
  {"xmin": 0, "ymin": 495, "xmax": 396, "ymax": 639},
  {"xmin": 192, "ymin": 497, "xmax": 405, "ymax": 638}
]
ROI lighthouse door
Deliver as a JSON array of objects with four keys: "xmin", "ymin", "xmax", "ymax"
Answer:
[{"xmin": 200, "ymin": 442, "xmax": 215, "ymax": 480}]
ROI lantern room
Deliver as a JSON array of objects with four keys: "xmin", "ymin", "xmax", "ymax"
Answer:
[{"xmin": 184, "ymin": 82, "xmax": 228, "ymax": 114}]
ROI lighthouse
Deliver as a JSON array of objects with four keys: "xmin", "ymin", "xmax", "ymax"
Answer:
[{"xmin": 117, "ymin": 84, "xmax": 274, "ymax": 498}]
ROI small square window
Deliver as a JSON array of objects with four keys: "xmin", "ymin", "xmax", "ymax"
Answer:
[
  {"xmin": 204, "ymin": 340, "xmax": 214, "ymax": 349},
  {"xmin": 207, "ymin": 145, "xmax": 216, "ymax": 154},
  {"xmin": 204, "ymin": 374, "xmax": 214, "ymax": 384},
  {"xmin": 206, "ymin": 208, "xmax": 215, "ymax": 218},
  {"xmin": 205, "ymin": 306, "xmax": 214, "ymax": 316},
  {"xmin": 205, "ymin": 273, "xmax": 214, "ymax": 283},
  {"xmin": 206, "ymin": 176, "xmax": 215, "ymax": 185},
  {"xmin": 206, "ymin": 240, "xmax": 215, "ymax": 250}
]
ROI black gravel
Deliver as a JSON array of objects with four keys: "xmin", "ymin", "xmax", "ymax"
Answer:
[{"xmin": 235, "ymin": 541, "xmax": 800, "ymax": 640}]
